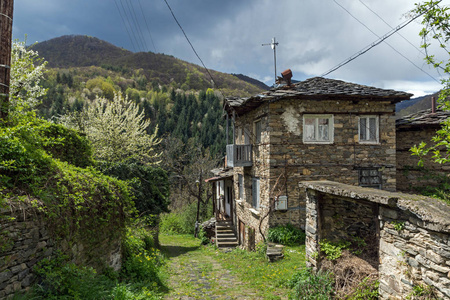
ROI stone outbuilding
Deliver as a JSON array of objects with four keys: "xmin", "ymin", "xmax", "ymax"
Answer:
[
  {"xmin": 302, "ymin": 180, "xmax": 450, "ymax": 299},
  {"xmin": 396, "ymin": 107, "xmax": 450, "ymax": 192},
  {"xmin": 209, "ymin": 76, "xmax": 412, "ymax": 249}
]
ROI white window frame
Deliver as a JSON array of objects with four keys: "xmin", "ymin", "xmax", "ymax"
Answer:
[
  {"xmin": 358, "ymin": 115, "xmax": 379, "ymax": 144},
  {"xmin": 302, "ymin": 114, "xmax": 334, "ymax": 144},
  {"xmin": 254, "ymin": 119, "xmax": 262, "ymax": 144}
]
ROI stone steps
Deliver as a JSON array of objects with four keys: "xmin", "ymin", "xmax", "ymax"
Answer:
[{"xmin": 215, "ymin": 221, "xmax": 238, "ymax": 249}]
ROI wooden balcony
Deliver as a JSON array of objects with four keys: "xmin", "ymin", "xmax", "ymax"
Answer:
[{"xmin": 226, "ymin": 144, "xmax": 252, "ymax": 168}]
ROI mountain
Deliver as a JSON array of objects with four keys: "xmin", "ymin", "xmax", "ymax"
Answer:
[
  {"xmin": 396, "ymin": 92, "xmax": 440, "ymax": 118},
  {"xmin": 32, "ymin": 35, "xmax": 266, "ymax": 97}
]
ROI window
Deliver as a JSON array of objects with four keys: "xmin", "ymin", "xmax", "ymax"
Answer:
[
  {"xmin": 254, "ymin": 120, "xmax": 262, "ymax": 143},
  {"xmin": 359, "ymin": 116, "xmax": 379, "ymax": 143},
  {"xmin": 303, "ymin": 115, "xmax": 334, "ymax": 143},
  {"xmin": 359, "ymin": 168, "xmax": 382, "ymax": 189},
  {"xmin": 238, "ymin": 174, "xmax": 244, "ymax": 200},
  {"xmin": 252, "ymin": 177, "xmax": 260, "ymax": 209}
]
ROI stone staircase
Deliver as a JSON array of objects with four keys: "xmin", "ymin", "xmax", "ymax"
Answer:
[{"xmin": 215, "ymin": 220, "xmax": 238, "ymax": 249}]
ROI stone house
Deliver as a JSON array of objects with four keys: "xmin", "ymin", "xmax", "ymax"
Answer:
[
  {"xmin": 209, "ymin": 76, "xmax": 412, "ymax": 249},
  {"xmin": 396, "ymin": 107, "xmax": 450, "ymax": 193}
]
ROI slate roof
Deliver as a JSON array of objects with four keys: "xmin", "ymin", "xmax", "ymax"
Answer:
[
  {"xmin": 225, "ymin": 77, "xmax": 413, "ymax": 115},
  {"xmin": 396, "ymin": 108, "xmax": 450, "ymax": 128}
]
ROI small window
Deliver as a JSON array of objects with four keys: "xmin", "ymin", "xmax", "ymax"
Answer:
[
  {"xmin": 254, "ymin": 120, "xmax": 262, "ymax": 143},
  {"xmin": 238, "ymin": 174, "xmax": 244, "ymax": 200},
  {"xmin": 252, "ymin": 177, "xmax": 260, "ymax": 209},
  {"xmin": 359, "ymin": 168, "xmax": 382, "ymax": 189},
  {"xmin": 303, "ymin": 115, "xmax": 334, "ymax": 143},
  {"xmin": 359, "ymin": 116, "xmax": 379, "ymax": 143}
]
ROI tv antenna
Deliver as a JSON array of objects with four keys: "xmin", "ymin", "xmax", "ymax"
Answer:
[{"xmin": 262, "ymin": 37, "xmax": 279, "ymax": 84}]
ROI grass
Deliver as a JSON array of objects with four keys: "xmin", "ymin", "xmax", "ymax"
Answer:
[{"xmin": 160, "ymin": 234, "xmax": 306, "ymax": 299}]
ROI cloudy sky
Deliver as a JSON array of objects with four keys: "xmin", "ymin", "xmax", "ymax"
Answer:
[{"xmin": 12, "ymin": 0, "xmax": 450, "ymax": 97}]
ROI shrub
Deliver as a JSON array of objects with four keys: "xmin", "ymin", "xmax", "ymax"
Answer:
[
  {"xmin": 288, "ymin": 267, "xmax": 334, "ymax": 300},
  {"xmin": 33, "ymin": 254, "xmax": 115, "ymax": 299},
  {"xmin": 268, "ymin": 223, "xmax": 306, "ymax": 246},
  {"xmin": 97, "ymin": 160, "xmax": 170, "ymax": 216},
  {"xmin": 159, "ymin": 202, "xmax": 198, "ymax": 235},
  {"xmin": 319, "ymin": 239, "xmax": 351, "ymax": 261}
]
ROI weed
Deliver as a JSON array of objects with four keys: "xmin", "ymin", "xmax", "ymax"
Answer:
[
  {"xmin": 319, "ymin": 239, "xmax": 351, "ymax": 261},
  {"xmin": 288, "ymin": 267, "xmax": 335, "ymax": 300},
  {"xmin": 392, "ymin": 221, "xmax": 405, "ymax": 232},
  {"xmin": 347, "ymin": 278, "xmax": 379, "ymax": 299},
  {"xmin": 406, "ymin": 283, "xmax": 437, "ymax": 299},
  {"xmin": 268, "ymin": 223, "xmax": 306, "ymax": 246}
]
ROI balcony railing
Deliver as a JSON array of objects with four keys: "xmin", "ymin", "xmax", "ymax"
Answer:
[{"xmin": 226, "ymin": 144, "xmax": 252, "ymax": 168}]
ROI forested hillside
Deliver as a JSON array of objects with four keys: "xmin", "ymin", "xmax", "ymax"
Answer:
[
  {"xmin": 32, "ymin": 35, "xmax": 267, "ymax": 97},
  {"xmin": 32, "ymin": 35, "xmax": 268, "ymax": 156}
]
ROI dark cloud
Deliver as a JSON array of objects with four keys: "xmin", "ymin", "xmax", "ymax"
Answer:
[{"xmin": 13, "ymin": 0, "xmax": 449, "ymax": 96}]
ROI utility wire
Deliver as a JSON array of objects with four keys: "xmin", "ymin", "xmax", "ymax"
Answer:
[
  {"xmin": 126, "ymin": 0, "xmax": 148, "ymax": 51},
  {"xmin": 138, "ymin": 0, "xmax": 158, "ymax": 53},
  {"xmin": 162, "ymin": 0, "xmax": 218, "ymax": 89},
  {"xmin": 324, "ymin": 0, "xmax": 440, "ymax": 83},
  {"xmin": 113, "ymin": 0, "xmax": 137, "ymax": 52},
  {"xmin": 119, "ymin": 0, "xmax": 142, "ymax": 52},
  {"xmin": 358, "ymin": 0, "xmax": 425, "ymax": 57}
]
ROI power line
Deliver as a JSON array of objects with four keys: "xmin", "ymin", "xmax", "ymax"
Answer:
[
  {"xmin": 125, "ymin": 0, "xmax": 148, "ymax": 51},
  {"xmin": 324, "ymin": 0, "xmax": 440, "ymax": 83},
  {"xmin": 138, "ymin": 0, "xmax": 158, "ymax": 53},
  {"xmin": 358, "ymin": 0, "xmax": 425, "ymax": 57},
  {"xmin": 113, "ymin": 0, "xmax": 137, "ymax": 52},
  {"xmin": 162, "ymin": 0, "xmax": 218, "ymax": 90},
  {"xmin": 119, "ymin": 0, "xmax": 142, "ymax": 52}
]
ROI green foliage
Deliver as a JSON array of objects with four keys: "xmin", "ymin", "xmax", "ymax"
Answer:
[
  {"xmin": 392, "ymin": 221, "xmax": 405, "ymax": 232},
  {"xmin": 267, "ymin": 223, "xmax": 306, "ymax": 246},
  {"xmin": 319, "ymin": 239, "xmax": 351, "ymax": 261},
  {"xmin": 406, "ymin": 283, "xmax": 437, "ymax": 299},
  {"xmin": 28, "ymin": 225, "xmax": 166, "ymax": 300},
  {"xmin": 97, "ymin": 160, "xmax": 170, "ymax": 216},
  {"xmin": 159, "ymin": 202, "xmax": 205, "ymax": 235},
  {"xmin": 287, "ymin": 268, "xmax": 335, "ymax": 300},
  {"xmin": 159, "ymin": 213, "xmax": 186, "ymax": 234},
  {"xmin": 35, "ymin": 121, "xmax": 94, "ymax": 168},
  {"xmin": 197, "ymin": 227, "xmax": 209, "ymax": 245},
  {"xmin": 121, "ymin": 228, "xmax": 165, "ymax": 286},
  {"xmin": 33, "ymin": 254, "xmax": 115, "ymax": 299},
  {"xmin": 410, "ymin": 2, "xmax": 450, "ymax": 166},
  {"xmin": 0, "ymin": 117, "xmax": 134, "ymax": 256},
  {"xmin": 255, "ymin": 241, "xmax": 268, "ymax": 258},
  {"xmin": 347, "ymin": 278, "xmax": 379, "ymax": 300}
]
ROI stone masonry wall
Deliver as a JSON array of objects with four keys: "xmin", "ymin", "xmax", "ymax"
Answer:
[
  {"xmin": 0, "ymin": 204, "xmax": 53, "ymax": 299},
  {"xmin": 233, "ymin": 98, "xmax": 397, "ymax": 246},
  {"xmin": 397, "ymin": 126, "xmax": 450, "ymax": 193},
  {"xmin": 233, "ymin": 102, "xmax": 271, "ymax": 248},
  {"xmin": 0, "ymin": 201, "xmax": 122, "ymax": 299},
  {"xmin": 302, "ymin": 181, "xmax": 450, "ymax": 299}
]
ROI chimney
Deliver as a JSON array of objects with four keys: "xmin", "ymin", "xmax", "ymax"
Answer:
[
  {"xmin": 281, "ymin": 69, "xmax": 293, "ymax": 86},
  {"xmin": 431, "ymin": 96, "xmax": 436, "ymax": 114}
]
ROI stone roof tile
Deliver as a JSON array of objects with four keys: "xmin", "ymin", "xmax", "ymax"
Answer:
[{"xmin": 226, "ymin": 77, "xmax": 412, "ymax": 115}]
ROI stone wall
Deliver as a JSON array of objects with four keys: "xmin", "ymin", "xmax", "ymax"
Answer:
[
  {"xmin": 232, "ymin": 98, "xmax": 397, "ymax": 247},
  {"xmin": 396, "ymin": 126, "xmax": 450, "ymax": 192},
  {"xmin": 302, "ymin": 181, "xmax": 450, "ymax": 299},
  {"xmin": 0, "ymin": 200, "xmax": 122, "ymax": 299}
]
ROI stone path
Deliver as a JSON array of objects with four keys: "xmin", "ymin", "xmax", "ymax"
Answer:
[{"xmin": 161, "ymin": 239, "xmax": 263, "ymax": 300}]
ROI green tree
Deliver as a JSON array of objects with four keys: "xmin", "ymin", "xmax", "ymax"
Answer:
[{"xmin": 410, "ymin": 1, "xmax": 450, "ymax": 165}]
